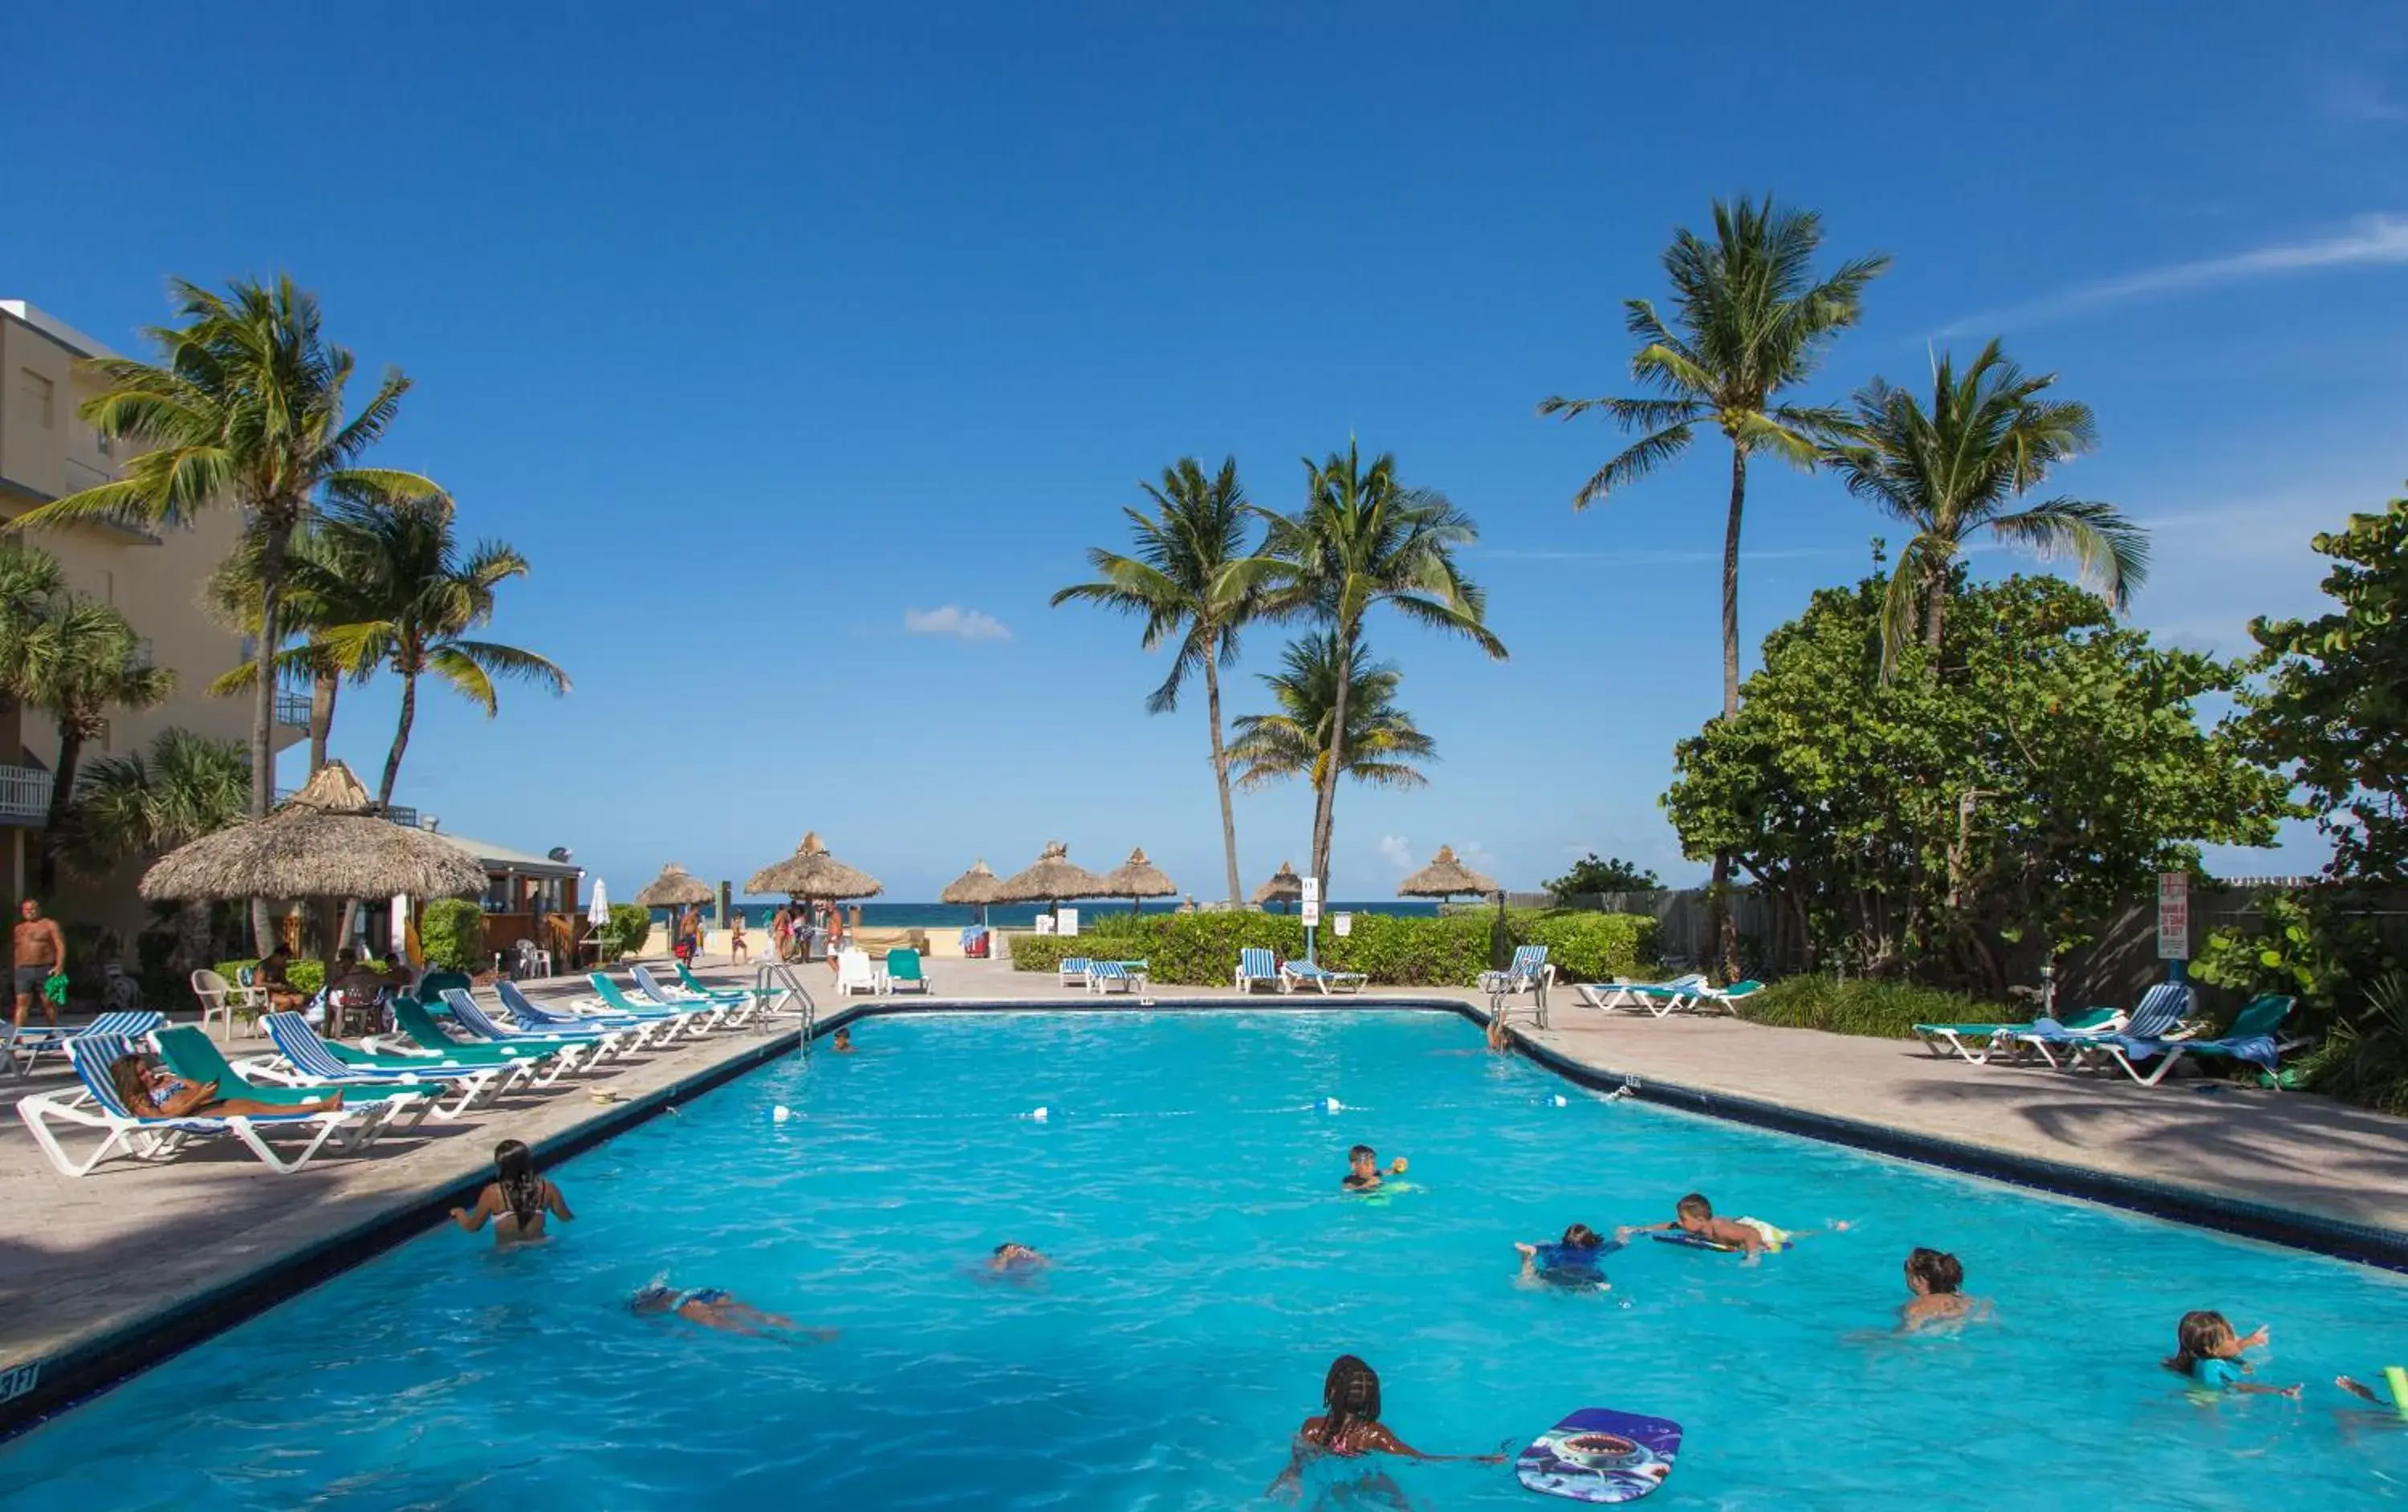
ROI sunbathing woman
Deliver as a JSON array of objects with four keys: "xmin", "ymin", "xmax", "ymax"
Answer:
[
  {"xmin": 450, "ymin": 1139, "xmax": 574, "ymax": 1244},
  {"xmin": 630, "ymin": 1278, "xmax": 837, "ymax": 1340},
  {"xmin": 107, "ymin": 1053, "xmax": 342, "ymax": 1119},
  {"xmin": 1269, "ymin": 1355, "xmax": 1502, "ymax": 1500}
]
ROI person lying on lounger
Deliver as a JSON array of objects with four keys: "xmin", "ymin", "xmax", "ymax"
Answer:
[
  {"xmin": 630, "ymin": 1278, "xmax": 836, "ymax": 1339},
  {"xmin": 106, "ymin": 1053, "xmax": 343, "ymax": 1119},
  {"xmin": 451, "ymin": 1138, "xmax": 574, "ymax": 1244}
]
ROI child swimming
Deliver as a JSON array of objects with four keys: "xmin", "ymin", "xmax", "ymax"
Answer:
[
  {"xmin": 1515, "ymin": 1224, "xmax": 1611, "ymax": 1290},
  {"xmin": 630, "ymin": 1278, "xmax": 837, "ymax": 1340},
  {"xmin": 1897, "ymin": 1247, "xmax": 1989, "ymax": 1331},
  {"xmin": 449, "ymin": 1139, "xmax": 574, "ymax": 1246},
  {"xmin": 2164, "ymin": 1310, "xmax": 2298, "ymax": 1397},
  {"xmin": 831, "ymin": 1026, "xmax": 855, "ymax": 1053},
  {"xmin": 1617, "ymin": 1192, "xmax": 1845, "ymax": 1257},
  {"xmin": 990, "ymin": 1242, "xmax": 1047, "ymax": 1272},
  {"xmin": 1343, "ymin": 1144, "xmax": 1409, "ymax": 1191},
  {"xmin": 1267, "ymin": 1355, "xmax": 1504, "ymax": 1499}
]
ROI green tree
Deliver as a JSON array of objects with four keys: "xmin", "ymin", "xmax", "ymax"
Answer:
[
  {"xmin": 1663, "ymin": 571, "xmax": 2288, "ymax": 991},
  {"xmin": 1825, "ymin": 339, "xmax": 2148, "ymax": 674},
  {"xmin": 314, "ymin": 498, "xmax": 568, "ymax": 807},
  {"xmin": 11, "ymin": 275, "xmax": 446, "ymax": 834},
  {"xmin": 57, "ymin": 729, "xmax": 248, "ymax": 973},
  {"xmin": 15, "ymin": 596, "xmax": 176, "ymax": 887},
  {"xmin": 1543, "ymin": 853, "xmax": 1662, "ymax": 901},
  {"xmin": 1226, "ymin": 634, "xmax": 1438, "ymax": 814},
  {"xmin": 2247, "ymin": 491, "xmax": 2408, "ymax": 882},
  {"xmin": 1263, "ymin": 441, "xmax": 1503, "ymax": 890},
  {"xmin": 205, "ymin": 523, "xmax": 381, "ymax": 775},
  {"xmin": 1051, "ymin": 457, "xmax": 1275, "ymax": 905},
  {"xmin": 0, "ymin": 543, "xmax": 69, "ymax": 743}
]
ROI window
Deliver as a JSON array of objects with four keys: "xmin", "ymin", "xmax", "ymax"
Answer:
[
  {"xmin": 94, "ymin": 429, "xmax": 112, "ymax": 459},
  {"xmin": 17, "ymin": 369, "xmax": 54, "ymax": 429}
]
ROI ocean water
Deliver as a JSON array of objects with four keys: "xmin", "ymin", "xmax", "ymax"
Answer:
[
  {"xmin": 661, "ymin": 900, "xmax": 1444, "ymax": 930},
  {"xmin": 3, "ymin": 1010, "xmax": 2405, "ymax": 1510}
]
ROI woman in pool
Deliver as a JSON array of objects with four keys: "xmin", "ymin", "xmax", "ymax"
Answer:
[
  {"xmin": 106, "ymin": 1052, "xmax": 343, "ymax": 1119},
  {"xmin": 1268, "ymin": 1355, "xmax": 1503, "ymax": 1498},
  {"xmin": 1898, "ymin": 1247, "xmax": 1990, "ymax": 1331},
  {"xmin": 2164, "ymin": 1310, "xmax": 2300, "ymax": 1396},
  {"xmin": 630, "ymin": 1278, "xmax": 836, "ymax": 1339},
  {"xmin": 449, "ymin": 1139, "xmax": 574, "ymax": 1245}
]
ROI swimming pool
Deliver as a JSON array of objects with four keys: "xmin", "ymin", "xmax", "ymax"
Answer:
[{"xmin": 3, "ymin": 1009, "xmax": 2405, "ymax": 1509}]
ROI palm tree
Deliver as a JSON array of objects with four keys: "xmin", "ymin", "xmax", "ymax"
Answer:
[
  {"xmin": 205, "ymin": 522, "xmax": 379, "ymax": 775},
  {"xmin": 1051, "ymin": 457, "xmax": 1275, "ymax": 905},
  {"xmin": 1825, "ymin": 339, "xmax": 2149, "ymax": 675},
  {"xmin": 10, "ymin": 275, "xmax": 447, "ymax": 831},
  {"xmin": 0, "ymin": 543, "xmax": 68, "ymax": 745},
  {"xmin": 313, "ymin": 498, "xmax": 569, "ymax": 807},
  {"xmin": 1263, "ymin": 441, "xmax": 1504, "ymax": 890},
  {"xmin": 1537, "ymin": 197, "xmax": 1888, "ymax": 718},
  {"xmin": 1227, "ymin": 636, "xmax": 1438, "ymax": 817},
  {"xmin": 57, "ymin": 729, "xmax": 247, "ymax": 973},
  {"xmin": 15, "ymin": 597, "xmax": 176, "ymax": 887}
]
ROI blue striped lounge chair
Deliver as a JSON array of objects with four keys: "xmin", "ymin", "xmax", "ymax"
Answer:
[
  {"xmin": 1281, "ymin": 958, "xmax": 1366, "ymax": 995},
  {"xmin": 587, "ymin": 973, "xmax": 722, "ymax": 1034},
  {"xmin": 1479, "ymin": 945, "xmax": 1552, "ymax": 998},
  {"xmin": 15, "ymin": 1034, "xmax": 395, "ymax": 1177},
  {"xmin": 1235, "ymin": 947, "xmax": 1283, "ymax": 994},
  {"xmin": 638, "ymin": 964, "xmax": 754, "ymax": 1023},
  {"xmin": 1088, "ymin": 959, "xmax": 1149, "ymax": 996},
  {"xmin": 494, "ymin": 981, "xmax": 661, "ymax": 1049},
  {"xmin": 451, "ymin": 987, "xmax": 643, "ymax": 1057},
  {"xmin": 256, "ymin": 1013, "xmax": 516, "ymax": 1117},
  {"xmin": 2008, "ymin": 982, "xmax": 2195, "ymax": 1070},
  {"xmin": 1571, "ymin": 974, "xmax": 1707, "ymax": 1018},
  {"xmin": 6, "ymin": 1010, "xmax": 167, "ymax": 1080},
  {"xmin": 1058, "ymin": 957, "xmax": 1092, "ymax": 989},
  {"xmin": 2096, "ymin": 994, "xmax": 2303, "ymax": 1087},
  {"xmin": 370, "ymin": 998, "xmax": 598, "ymax": 1083}
]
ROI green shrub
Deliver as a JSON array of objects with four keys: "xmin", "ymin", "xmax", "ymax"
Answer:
[
  {"xmin": 214, "ymin": 957, "xmax": 328, "ymax": 995},
  {"xmin": 1735, "ymin": 976, "xmax": 2005, "ymax": 1038},
  {"xmin": 1007, "ymin": 909, "xmax": 1657, "ymax": 989},
  {"xmin": 419, "ymin": 898, "xmax": 487, "ymax": 972},
  {"xmin": 604, "ymin": 903, "xmax": 653, "ymax": 961}
]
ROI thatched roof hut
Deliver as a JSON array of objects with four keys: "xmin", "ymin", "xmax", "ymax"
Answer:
[
  {"xmin": 1396, "ymin": 844, "xmax": 1497, "ymax": 900},
  {"xmin": 1253, "ymin": 859, "xmax": 1304, "ymax": 909},
  {"xmin": 994, "ymin": 840, "xmax": 1112, "ymax": 906},
  {"xmin": 634, "ymin": 863, "xmax": 714, "ymax": 910},
  {"xmin": 1100, "ymin": 847, "xmax": 1177, "ymax": 912},
  {"xmin": 745, "ymin": 832, "xmax": 885, "ymax": 900},
  {"xmin": 939, "ymin": 859, "xmax": 1005, "ymax": 907},
  {"xmin": 140, "ymin": 762, "xmax": 488, "ymax": 904}
]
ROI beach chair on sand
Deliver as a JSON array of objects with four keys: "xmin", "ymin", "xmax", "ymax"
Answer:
[
  {"xmin": 17, "ymin": 1034, "xmax": 397, "ymax": 1177},
  {"xmin": 835, "ymin": 949, "xmax": 878, "ymax": 997},
  {"xmin": 1088, "ymin": 959, "xmax": 1149, "ymax": 996},
  {"xmin": 1235, "ymin": 947, "xmax": 1284, "ymax": 994},
  {"xmin": 1058, "ymin": 957, "xmax": 1092, "ymax": 989},
  {"xmin": 2093, "ymin": 994, "xmax": 2304, "ymax": 1087},
  {"xmin": 6, "ymin": 1010, "xmax": 166, "ymax": 1080},
  {"xmin": 1572, "ymin": 974, "xmax": 1707, "ymax": 1018},
  {"xmin": 1282, "ymin": 958, "xmax": 1366, "ymax": 995},
  {"xmin": 1912, "ymin": 1006, "xmax": 2125, "ymax": 1065},
  {"xmin": 253, "ymin": 1013, "xmax": 518, "ymax": 1116},
  {"xmin": 155, "ymin": 1026, "xmax": 438, "ymax": 1132},
  {"xmin": 454, "ymin": 987, "xmax": 645, "ymax": 1057},
  {"xmin": 882, "ymin": 948, "xmax": 934, "ymax": 995},
  {"xmin": 2007, "ymin": 982, "xmax": 2196, "ymax": 1070}
]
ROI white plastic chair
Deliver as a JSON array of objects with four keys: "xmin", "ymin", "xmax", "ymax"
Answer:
[
  {"xmin": 834, "ymin": 948, "xmax": 878, "ymax": 997},
  {"xmin": 192, "ymin": 968, "xmax": 266, "ymax": 1042}
]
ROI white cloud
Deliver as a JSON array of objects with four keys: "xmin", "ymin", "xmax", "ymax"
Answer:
[
  {"xmin": 1458, "ymin": 840, "xmax": 1500, "ymax": 877},
  {"xmin": 1377, "ymin": 835, "xmax": 1413, "ymax": 872},
  {"xmin": 1934, "ymin": 214, "xmax": 2408, "ymax": 336},
  {"xmin": 902, "ymin": 605, "xmax": 1011, "ymax": 642}
]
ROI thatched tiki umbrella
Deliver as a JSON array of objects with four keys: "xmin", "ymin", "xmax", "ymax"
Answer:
[
  {"xmin": 1100, "ymin": 847, "xmax": 1177, "ymax": 917},
  {"xmin": 1253, "ymin": 859, "xmax": 1304, "ymax": 913},
  {"xmin": 995, "ymin": 840, "xmax": 1111, "ymax": 924},
  {"xmin": 940, "ymin": 859, "xmax": 1006, "ymax": 929},
  {"xmin": 141, "ymin": 762, "xmax": 487, "ymax": 1035},
  {"xmin": 1396, "ymin": 844, "xmax": 1498, "ymax": 904},
  {"xmin": 636, "ymin": 863, "xmax": 715, "ymax": 949},
  {"xmin": 746, "ymin": 831, "xmax": 882, "ymax": 953}
]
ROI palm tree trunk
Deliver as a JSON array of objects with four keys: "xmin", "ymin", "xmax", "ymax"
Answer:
[
  {"xmin": 309, "ymin": 668, "xmax": 339, "ymax": 774},
  {"xmin": 379, "ymin": 672, "xmax": 418, "ymax": 808},
  {"xmin": 1203, "ymin": 646, "xmax": 1242, "ymax": 905},
  {"xmin": 1311, "ymin": 625, "xmax": 1357, "ymax": 891},
  {"xmin": 1923, "ymin": 571, "xmax": 1947, "ymax": 662},
  {"xmin": 173, "ymin": 899, "xmax": 212, "ymax": 978},
  {"xmin": 248, "ymin": 523, "xmax": 291, "ymax": 956},
  {"xmin": 37, "ymin": 718, "xmax": 84, "ymax": 894},
  {"xmin": 1705, "ymin": 444, "xmax": 1749, "ymax": 982}
]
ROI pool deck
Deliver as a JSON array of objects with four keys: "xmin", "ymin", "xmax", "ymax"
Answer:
[{"xmin": 6, "ymin": 955, "xmax": 2408, "ymax": 1432}]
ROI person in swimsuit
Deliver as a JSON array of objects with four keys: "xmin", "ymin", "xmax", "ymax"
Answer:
[
  {"xmin": 1343, "ymin": 1144, "xmax": 1408, "ymax": 1192},
  {"xmin": 1617, "ymin": 1193, "xmax": 1846, "ymax": 1258},
  {"xmin": 450, "ymin": 1138, "xmax": 574, "ymax": 1244},
  {"xmin": 1268, "ymin": 1355, "xmax": 1503, "ymax": 1500},
  {"xmin": 1898, "ymin": 1247, "xmax": 1991, "ymax": 1331},
  {"xmin": 831, "ymin": 1026, "xmax": 855, "ymax": 1054},
  {"xmin": 730, "ymin": 913, "xmax": 750, "ymax": 965},
  {"xmin": 629, "ymin": 1278, "xmax": 836, "ymax": 1339},
  {"xmin": 12, "ymin": 897, "xmax": 65, "ymax": 1030},
  {"xmin": 990, "ymin": 1242, "xmax": 1047, "ymax": 1272},
  {"xmin": 1515, "ymin": 1223, "xmax": 1611, "ymax": 1290},
  {"xmin": 255, "ymin": 946, "xmax": 309, "ymax": 1014},
  {"xmin": 105, "ymin": 1053, "xmax": 344, "ymax": 1119},
  {"xmin": 2166, "ymin": 1310, "xmax": 2299, "ymax": 1397}
]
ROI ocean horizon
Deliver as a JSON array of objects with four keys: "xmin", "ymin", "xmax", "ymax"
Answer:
[{"xmin": 650, "ymin": 899, "xmax": 1446, "ymax": 929}]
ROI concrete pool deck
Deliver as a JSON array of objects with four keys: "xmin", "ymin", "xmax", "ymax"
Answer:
[{"xmin": 5, "ymin": 955, "xmax": 2406, "ymax": 1433}]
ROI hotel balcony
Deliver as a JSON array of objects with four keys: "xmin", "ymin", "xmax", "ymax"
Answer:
[
  {"xmin": 0, "ymin": 764, "xmax": 56, "ymax": 827},
  {"xmin": 275, "ymin": 690, "xmax": 312, "ymax": 730}
]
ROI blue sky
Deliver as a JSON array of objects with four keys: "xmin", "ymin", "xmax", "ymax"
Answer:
[{"xmin": 6, "ymin": 2, "xmax": 2405, "ymax": 900}]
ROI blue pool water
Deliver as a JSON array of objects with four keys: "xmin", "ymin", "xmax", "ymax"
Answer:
[{"xmin": 5, "ymin": 1010, "xmax": 2407, "ymax": 1509}]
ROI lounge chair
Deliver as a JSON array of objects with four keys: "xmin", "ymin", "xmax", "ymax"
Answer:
[
  {"xmin": 417, "ymin": 969, "xmax": 474, "ymax": 1002},
  {"xmin": 2007, "ymin": 982, "xmax": 2196, "ymax": 1070},
  {"xmin": 154, "ymin": 1026, "xmax": 438, "ymax": 1132},
  {"xmin": 1694, "ymin": 979, "xmax": 1764, "ymax": 1016},
  {"xmin": 367, "ymin": 998, "xmax": 599, "ymax": 1083},
  {"xmin": 17, "ymin": 1034, "xmax": 395, "ymax": 1177},
  {"xmin": 587, "ymin": 972, "xmax": 724, "ymax": 1033},
  {"xmin": 1912, "ymin": 1006, "xmax": 2125, "ymax": 1065},
  {"xmin": 1481, "ymin": 945, "xmax": 1553, "ymax": 998},
  {"xmin": 1088, "ymin": 958, "xmax": 1149, "ymax": 995},
  {"xmin": 191, "ymin": 968, "xmax": 267, "ymax": 1040},
  {"xmin": 253, "ymin": 1013, "xmax": 517, "ymax": 1116},
  {"xmin": 1235, "ymin": 947, "xmax": 1284, "ymax": 994},
  {"xmin": 1057, "ymin": 957, "xmax": 1092, "ymax": 989},
  {"xmin": 883, "ymin": 947, "xmax": 934, "ymax": 995},
  {"xmin": 1572, "ymin": 974, "xmax": 1708, "ymax": 1018},
  {"xmin": 834, "ymin": 948, "xmax": 878, "ymax": 997},
  {"xmin": 673, "ymin": 961, "xmax": 754, "ymax": 1006},
  {"xmin": 2094, "ymin": 994, "xmax": 2304, "ymax": 1087},
  {"xmin": 496, "ymin": 981, "xmax": 674, "ymax": 1047},
  {"xmin": 6, "ymin": 1010, "xmax": 167, "ymax": 1080},
  {"xmin": 1281, "ymin": 958, "xmax": 1365, "ymax": 995},
  {"xmin": 637, "ymin": 964, "xmax": 752, "ymax": 1024},
  {"xmin": 453, "ymin": 986, "xmax": 645, "ymax": 1056}
]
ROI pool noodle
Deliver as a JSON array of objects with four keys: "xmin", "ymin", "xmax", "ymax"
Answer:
[{"xmin": 2383, "ymin": 1365, "xmax": 2408, "ymax": 1418}]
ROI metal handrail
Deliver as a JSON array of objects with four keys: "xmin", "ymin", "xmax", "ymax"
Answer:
[{"xmin": 754, "ymin": 962, "xmax": 818, "ymax": 1047}]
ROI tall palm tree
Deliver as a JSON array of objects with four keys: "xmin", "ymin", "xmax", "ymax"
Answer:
[
  {"xmin": 1537, "ymin": 197, "xmax": 1888, "ymax": 717},
  {"xmin": 0, "ymin": 543, "xmax": 68, "ymax": 751},
  {"xmin": 1051, "ymin": 457, "xmax": 1275, "ymax": 904},
  {"xmin": 16, "ymin": 597, "xmax": 176, "ymax": 887},
  {"xmin": 1263, "ymin": 441, "xmax": 1504, "ymax": 891},
  {"xmin": 57, "ymin": 729, "xmax": 247, "ymax": 973},
  {"xmin": 11, "ymin": 275, "xmax": 447, "ymax": 831},
  {"xmin": 1825, "ymin": 339, "xmax": 2149, "ymax": 675},
  {"xmin": 1227, "ymin": 636, "xmax": 1438, "ymax": 813},
  {"xmin": 314, "ymin": 499, "xmax": 569, "ymax": 807},
  {"xmin": 205, "ymin": 522, "xmax": 379, "ymax": 775}
]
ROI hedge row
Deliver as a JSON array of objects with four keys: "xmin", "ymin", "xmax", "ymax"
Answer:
[
  {"xmin": 1007, "ymin": 909, "xmax": 1658, "ymax": 989},
  {"xmin": 214, "ymin": 957, "xmax": 330, "ymax": 995},
  {"xmin": 1731, "ymin": 975, "xmax": 2006, "ymax": 1038}
]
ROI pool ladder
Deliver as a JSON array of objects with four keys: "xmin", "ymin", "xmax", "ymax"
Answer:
[{"xmin": 752, "ymin": 962, "xmax": 819, "ymax": 1050}]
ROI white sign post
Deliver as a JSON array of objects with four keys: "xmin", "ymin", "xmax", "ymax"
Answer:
[
  {"xmin": 2156, "ymin": 872, "xmax": 2190, "ymax": 971},
  {"xmin": 1332, "ymin": 912, "xmax": 1352, "ymax": 937},
  {"xmin": 1301, "ymin": 877, "xmax": 1322, "ymax": 959},
  {"xmin": 1058, "ymin": 907, "xmax": 1080, "ymax": 938}
]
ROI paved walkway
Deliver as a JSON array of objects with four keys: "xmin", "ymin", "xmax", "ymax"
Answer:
[{"xmin": 6, "ymin": 954, "xmax": 2406, "ymax": 1426}]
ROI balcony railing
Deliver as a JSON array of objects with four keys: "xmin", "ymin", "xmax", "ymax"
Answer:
[
  {"xmin": 272, "ymin": 786, "xmax": 419, "ymax": 829},
  {"xmin": 275, "ymin": 690, "xmax": 312, "ymax": 729},
  {"xmin": 0, "ymin": 765, "xmax": 56, "ymax": 826}
]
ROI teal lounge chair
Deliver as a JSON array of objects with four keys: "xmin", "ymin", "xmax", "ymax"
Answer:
[
  {"xmin": 155, "ymin": 1026, "xmax": 437, "ymax": 1132},
  {"xmin": 2096, "ymin": 994, "xmax": 2303, "ymax": 1087},
  {"xmin": 882, "ymin": 948, "xmax": 933, "ymax": 995},
  {"xmin": 1913, "ymin": 1006, "xmax": 2123, "ymax": 1065},
  {"xmin": 373, "ymin": 998, "xmax": 596, "ymax": 1083}
]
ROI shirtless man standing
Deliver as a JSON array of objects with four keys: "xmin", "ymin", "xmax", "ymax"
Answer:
[{"xmin": 13, "ymin": 898, "xmax": 66, "ymax": 1030}]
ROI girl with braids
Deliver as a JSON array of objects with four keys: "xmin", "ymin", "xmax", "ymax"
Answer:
[
  {"xmin": 450, "ymin": 1139, "xmax": 575, "ymax": 1245},
  {"xmin": 1269, "ymin": 1356, "xmax": 1503, "ymax": 1499}
]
